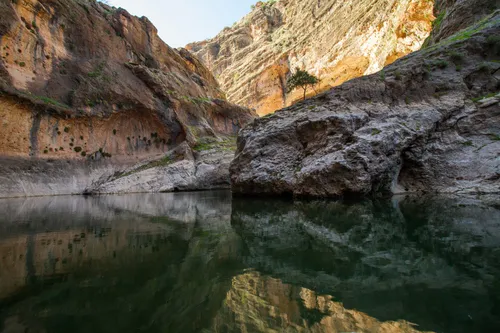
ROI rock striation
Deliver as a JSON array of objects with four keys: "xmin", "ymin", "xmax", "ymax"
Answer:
[
  {"xmin": 231, "ymin": 1, "xmax": 500, "ymax": 197},
  {"xmin": 0, "ymin": 0, "xmax": 256, "ymax": 197},
  {"xmin": 187, "ymin": 0, "xmax": 435, "ymax": 115}
]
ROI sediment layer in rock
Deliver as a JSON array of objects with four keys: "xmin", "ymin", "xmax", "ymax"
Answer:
[{"xmin": 187, "ymin": 0, "xmax": 435, "ymax": 115}]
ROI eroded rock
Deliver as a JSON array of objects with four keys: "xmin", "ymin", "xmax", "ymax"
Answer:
[
  {"xmin": 187, "ymin": 0, "xmax": 435, "ymax": 115},
  {"xmin": 231, "ymin": 11, "xmax": 500, "ymax": 197}
]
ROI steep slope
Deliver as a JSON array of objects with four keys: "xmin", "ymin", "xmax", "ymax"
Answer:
[
  {"xmin": 230, "ymin": 1, "xmax": 500, "ymax": 197},
  {"xmin": 187, "ymin": 0, "xmax": 435, "ymax": 116},
  {"xmin": 0, "ymin": 0, "xmax": 256, "ymax": 197}
]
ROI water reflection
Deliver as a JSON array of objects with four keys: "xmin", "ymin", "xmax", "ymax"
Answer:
[{"xmin": 0, "ymin": 192, "xmax": 499, "ymax": 332}]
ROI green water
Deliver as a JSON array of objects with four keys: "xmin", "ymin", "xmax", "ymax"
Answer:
[{"xmin": 0, "ymin": 191, "xmax": 499, "ymax": 333}]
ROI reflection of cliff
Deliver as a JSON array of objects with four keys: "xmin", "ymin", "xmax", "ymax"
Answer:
[
  {"xmin": 231, "ymin": 196, "xmax": 500, "ymax": 333},
  {"xmin": 0, "ymin": 220, "xmax": 184, "ymax": 301},
  {"xmin": 211, "ymin": 271, "xmax": 431, "ymax": 333},
  {"xmin": 1, "ymin": 194, "xmax": 500, "ymax": 333},
  {"xmin": 0, "ymin": 191, "xmax": 232, "ymax": 301},
  {"xmin": 0, "ymin": 192, "xmax": 239, "ymax": 333}
]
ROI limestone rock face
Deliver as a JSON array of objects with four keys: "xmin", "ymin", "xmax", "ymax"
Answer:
[
  {"xmin": 0, "ymin": 0, "xmax": 256, "ymax": 197},
  {"xmin": 426, "ymin": 0, "xmax": 499, "ymax": 45},
  {"xmin": 230, "ymin": 7, "xmax": 500, "ymax": 197},
  {"xmin": 187, "ymin": 0, "xmax": 434, "ymax": 115}
]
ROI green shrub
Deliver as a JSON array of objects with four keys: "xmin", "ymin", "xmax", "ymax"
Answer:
[
  {"xmin": 486, "ymin": 35, "xmax": 500, "ymax": 54},
  {"xmin": 479, "ymin": 62, "xmax": 490, "ymax": 73},
  {"xmin": 433, "ymin": 59, "xmax": 448, "ymax": 69},
  {"xmin": 394, "ymin": 70, "xmax": 402, "ymax": 80},
  {"xmin": 74, "ymin": 146, "xmax": 82, "ymax": 153},
  {"xmin": 19, "ymin": 61, "xmax": 26, "ymax": 67},
  {"xmin": 432, "ymin": 11, "xmax": 446, "ymax": 30},
  {"xmin": 489, "ymin": 134, "xmax": 500, "ymax": 141},
  {"xmin": 64, "ymin": 127, "xmax": 70, "ymax": 133},
  {"xmin": 448, "ymin": 51, "xmax": 464, "ymax": 64},
  {"xmin": 112, "ymin": 129, "xmax": 117, "ymax": 135},
  {"xmin": 379, "ymin": 70, "xmax": 386, "ymax": 80}
]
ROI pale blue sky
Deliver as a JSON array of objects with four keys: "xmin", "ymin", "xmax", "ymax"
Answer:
[{"xmin": 106, "ymin": 0, "xmax": 256, "ymax": 47}]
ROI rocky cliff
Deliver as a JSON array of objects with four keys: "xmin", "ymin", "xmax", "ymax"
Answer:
[
  {"xmin": 231, "ymin": 0, "xmax": 500, "ymax": 197},
  {"xmin": 0, "ymin": 0, "xmax": 256, "ymax": 197},
  {"xmin": 187, "ymin": 0, "xmax": 435, "ymax": 115}
]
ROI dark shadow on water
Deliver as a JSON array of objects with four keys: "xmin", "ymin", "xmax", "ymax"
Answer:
[{"xmin": 0, "ymin": 192, "xmax": 499, "ymax": 332}]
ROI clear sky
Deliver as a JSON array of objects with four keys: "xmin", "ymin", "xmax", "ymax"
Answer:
[{"xmin": 106, "ymin": 0, "xmax": 256, "ymax": 47}]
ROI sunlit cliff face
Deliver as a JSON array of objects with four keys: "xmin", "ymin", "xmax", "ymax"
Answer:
[
  {"xmin": 187, "ymin": 0, "xmax": 435, "ymax": 116},
  {"xmin": 0, "ymin": 0, "xmax": 254, "ymax": 161},
  {"xmin": 210, "ymin": 271, "xmax": 434, "ymax": 333}
]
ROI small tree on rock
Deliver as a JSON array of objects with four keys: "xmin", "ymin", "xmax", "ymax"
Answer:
[{"xmin": 286, "ymin": 68, "xmax": 319, "ymax": 101}]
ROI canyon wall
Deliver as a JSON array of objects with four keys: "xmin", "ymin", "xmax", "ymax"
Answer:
[
  {"xmin": 231, "ymin": 1, "xmax": 500, "ymax": 197},
  {"xmin": 0, "ymin": 0, "xmax": 256, "ymax": 197},
  {"xmin": 187, "ymin": 0, "xmax": 435, "ymax": 116}
]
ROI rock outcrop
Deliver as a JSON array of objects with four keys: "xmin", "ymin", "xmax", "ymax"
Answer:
[
  {"xmin": 187, "ymin": 0, "xmax": 435, "ymax": 115},
  {"xmin": 231, "ymin": 2, "xmax": 500, "ymax": 197},
  {"xmin": 0, "ymin": 0, "xmax": 256, "ymax": 197}
]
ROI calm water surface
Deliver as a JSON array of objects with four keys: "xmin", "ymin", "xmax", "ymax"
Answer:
[{"xmin": 0, "ymin": 191, "xmax": 499, "ymax": 333}]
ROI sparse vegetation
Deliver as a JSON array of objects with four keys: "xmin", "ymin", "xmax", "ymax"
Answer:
[
  {"xmin": 193, "ymin": 136, "xmax": 237, "ymax": 152},
  {"xmin": 489, "ymin": 133, "xmax": 500, "ymax": 141},
  {"xmin": 371, "ymin": 128, "xmax": 381, "ymax": 136},
  {"xmin": 34, "ymin": 96, "xmax": 69, "ymax": 109},
  {"xmin": 479, "ymin": 62, "xmax": 491, "ymax": 73},
  {"xmin": 394, "ymin": 70, "xmax": 402, "ymax": 80},
  {"xmin": 433, "ymin": 59, "xmax": 448, "ymax": 69},
  {"xmin": 471, "ymin": 92, "xmax": 498, "ymax": 102},
  {"xmin": 462, "ymin": 140, "xmax": 474, "ymax": 146},
  {"xmin": 286, "ymin": 68, "xmax": 319, "ymax": 101},
  {"xmin": 432, "ymin": 11, "xmax": 446, "ymax": 31},
  {"xmin": 448, "ymin": 51, "xmax": 464, "ymax": 64},
  {"xmin": 118, "ymin": 156, "xmax": 173, "ymax": 178},
  {"xmin": 88, "ymin": 61, "xmax": 106, "ymax": 78},
  {"xmin": 486, "ymin": 35, "xmax": 500, "ymax": 55},
  {"xmin": 379, "ymin": 70, "xmax": 386, "ymax": 81}
]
